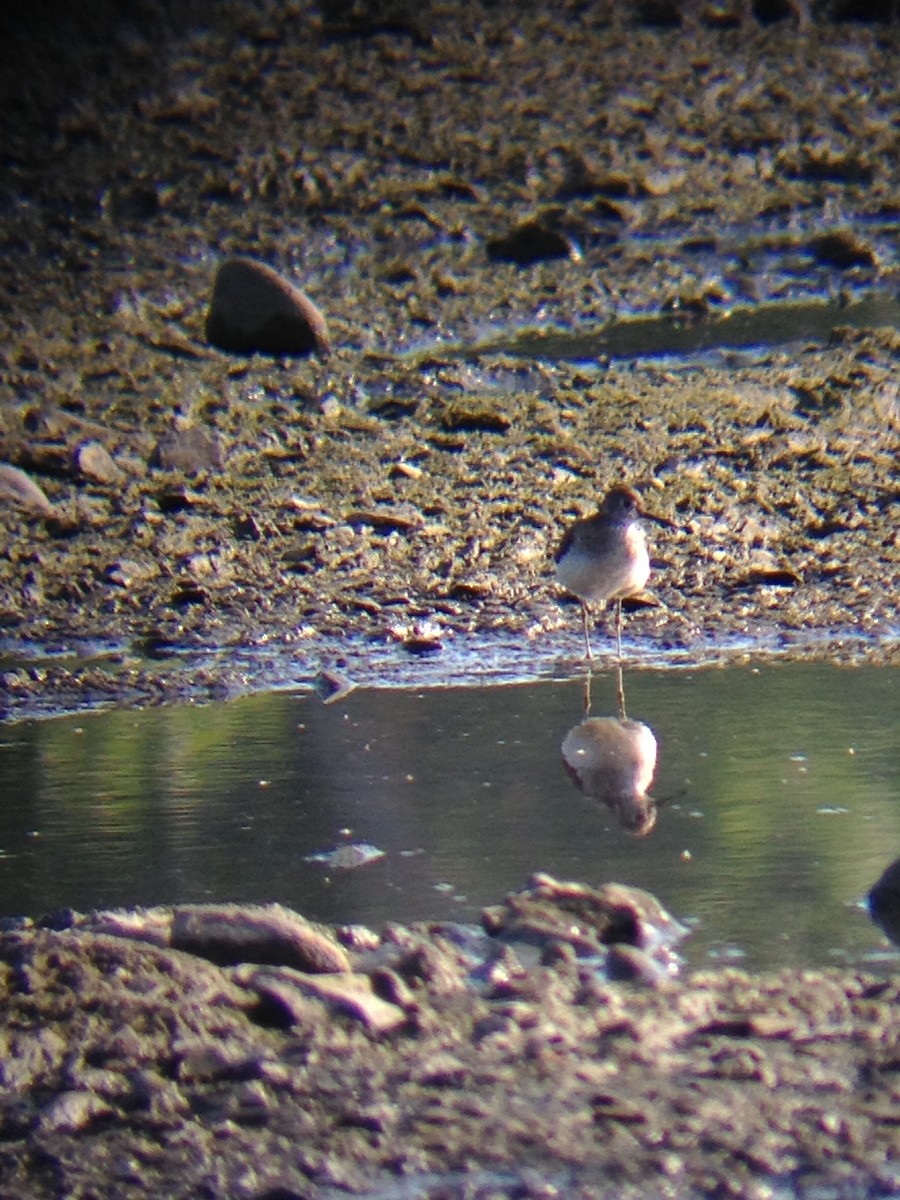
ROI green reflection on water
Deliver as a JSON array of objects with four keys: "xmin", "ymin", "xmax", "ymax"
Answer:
[{"xmin": 0, "ymin": 662, "xmax": 898, "ymax": 974}]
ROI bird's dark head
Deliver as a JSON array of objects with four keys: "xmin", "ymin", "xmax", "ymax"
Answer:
[
  {"xmin": 599, "ymin": 486, "xmax": 642, "ymax": 520},
  {"xmin": 600, "ymin": 485, "xmax": 676, "ymax": 528}
]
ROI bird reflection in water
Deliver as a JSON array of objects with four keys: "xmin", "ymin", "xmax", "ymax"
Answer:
[{"xmin": 562, "ymin": 666, "xmax": 659, "ymax": 837}]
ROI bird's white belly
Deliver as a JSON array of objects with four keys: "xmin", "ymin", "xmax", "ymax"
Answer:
[{"xmin": 556, "ymin": 533, "xmax": 650, "ymax": 603}]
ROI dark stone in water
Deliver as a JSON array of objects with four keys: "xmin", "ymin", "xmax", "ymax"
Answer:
[{"xmin": 305, "ymin": 843, "xmax": 385, "ymax": 870}]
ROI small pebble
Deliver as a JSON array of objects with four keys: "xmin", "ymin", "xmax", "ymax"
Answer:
[{"xmin": 0, "ymin": 462, "xmax": 56, "ymax": 517}]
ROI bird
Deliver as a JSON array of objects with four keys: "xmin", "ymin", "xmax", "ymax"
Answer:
[
  {"xmin": 562, "ymin": 714, "xmax": 659, "ymax": 836},
  {"xmin": 555, "ymin": 485, "xmax": 669, "ymax": 663}
]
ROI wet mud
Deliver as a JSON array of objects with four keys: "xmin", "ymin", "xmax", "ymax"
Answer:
[
  {"xmin": 1, "ymin": 2, "xmax": 900, "ymax": 1195},
  {"xmin": 3, "ymin": 876, "xmax": 900, "ymax": 1200},
  {"xmin": 1, "ymin": 1, "xmax": 899, "ymax": 717}
]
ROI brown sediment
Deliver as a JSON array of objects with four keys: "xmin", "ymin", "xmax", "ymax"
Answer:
[
  {"xmin": 0, "ymin": 5, "xmax": 899, "ymax": 1190},
  {"xmin": 1, "ymin": 1, "xmax": 899, "ymax": 717},
  {"xmin": 2, "ymin": 878, "xmax": 900, "ymax": 1199}
]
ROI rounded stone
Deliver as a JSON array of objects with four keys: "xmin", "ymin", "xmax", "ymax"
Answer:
[
  {"xmin": 205, "ymin": 256, "xmax": 332, "ymax": 358},
  {"xmin": 0, "ymin": 463, "xmax": 56, "ymax": 517}
]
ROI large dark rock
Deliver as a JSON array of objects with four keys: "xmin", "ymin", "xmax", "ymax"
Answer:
[{"xmin": 205, "ymin": 257, "xmax": 332, "ymax": 358}]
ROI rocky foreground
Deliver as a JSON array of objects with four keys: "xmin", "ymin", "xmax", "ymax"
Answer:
[{"xmin": 2, "ymin": 874, "xmax": 900, "ymax": 1199}]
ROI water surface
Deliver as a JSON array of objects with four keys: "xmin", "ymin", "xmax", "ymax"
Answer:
[{"xmin": 1, "ymin": 661, "xmax": 898, "ymax": 975}]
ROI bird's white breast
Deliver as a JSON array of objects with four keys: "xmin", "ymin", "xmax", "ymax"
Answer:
[{"xmin": 556, "ymin": 523, "xmax": 650, "ymax": 603}]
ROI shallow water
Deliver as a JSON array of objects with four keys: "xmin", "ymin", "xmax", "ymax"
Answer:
[
  {"xmin": 459, "ymin": 290, "xmax": 900, "ymax": 365},
  {"xmin": 1, "ymin": 660, "xmax": 898, "ymax": 975}
]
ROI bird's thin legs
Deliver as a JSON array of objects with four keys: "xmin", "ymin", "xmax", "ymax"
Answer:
[
  {"xmin": 580, "ymin": 602, "xmax": 594, "ymax": 665},
  {"xmin": 614, "ymin": 598, "xmax": 623, "ymax": 661},
  {"xmin": 582, "ymin": 671, "xmax": 592, "ymax": 718},
  {"xmin": 615, "ymin": 662, "xmax": 626, "ymax": 719}
]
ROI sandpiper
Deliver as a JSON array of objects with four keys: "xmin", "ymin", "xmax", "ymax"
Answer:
[{"xmin": 555, "ymin": 485, "xmax": 669, "ymax": 663}]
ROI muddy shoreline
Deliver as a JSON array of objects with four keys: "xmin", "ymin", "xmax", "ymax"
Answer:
[
  {"xmin": 2, "ymin": 2, "xmax": 899, "ymax": 721},
  {"xmin": 1, "ymin": 2, "xmax": 900, "ymax": 1195}
]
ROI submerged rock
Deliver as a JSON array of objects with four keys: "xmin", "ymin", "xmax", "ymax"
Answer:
[
  {"xmin": 809, "ymin": 228, "xmax": 878, "ymax": 269},
  {"xmin": 305, "ymin": 842, "xmax": 386, "ymax": 870}
]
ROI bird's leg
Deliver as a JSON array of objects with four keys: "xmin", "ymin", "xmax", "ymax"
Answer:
[
  {"xmin": 581, "ymin": 602, "xmax": 594, "ymax": 666},
  {"xmin": 582, "ymin": 670, "xmax": 592, "ymax": 718},
  {"xmin": 615, "ymin": 662, "xmax": 626, "ymax": 719},
  {"xmin": 614, "ymin": 598, "xmax": 623, "ymax": 661}
]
